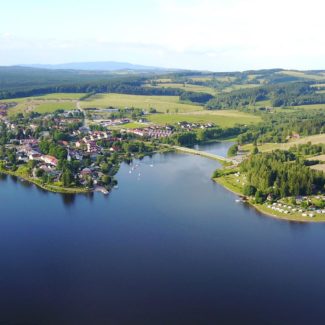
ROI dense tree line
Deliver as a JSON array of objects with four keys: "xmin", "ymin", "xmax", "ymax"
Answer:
[
  {"xmin": 163, "ymin": 126, "xmax": 246, "ymax": 146},
  {"xmin": 240, "ymin": 150, "xmax": 325, "ymax": 199},
  {"xmin": 289, "ymin": 143, "xmax": 325, "ymax": 156},
  {"xmin": 0, "ymin": 67, "xmax": 185, "ymax": 100},
  {"xmin": 0, "ymin": 82, "xmax": 183, "ymax": 100},
  {"xmin": 206, "ymin": 82, "xmax": 325, "ymax": 109},
  {"xmin": 206, "ymin": 87, "xmax": 268, "ymax": 109},
  {"xmin": 238, "ymin": 110, "xmax": 325, "ymax": 145},
  {"xmin": 180, "ymin": 91, "xmax": 213, "ymax": 103}
]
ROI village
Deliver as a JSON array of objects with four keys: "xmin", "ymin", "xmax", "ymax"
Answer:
[
  {"xmin": 0, "ymin": 107, "xmax": 219, "ymax": 194},
  {"xmin": 0, "ymin": 108, "xmax": 163, "ymax": 194}
]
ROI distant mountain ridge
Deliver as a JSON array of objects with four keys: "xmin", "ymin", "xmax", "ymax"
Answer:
[{"xmin": 20, "ymin": 61, "xmax": 166, "ymax": 71}]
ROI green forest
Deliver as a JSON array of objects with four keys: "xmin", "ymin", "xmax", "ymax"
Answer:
[{"xmin": 240, "ymin": 150, "xmax": 325, "ymax": 200}]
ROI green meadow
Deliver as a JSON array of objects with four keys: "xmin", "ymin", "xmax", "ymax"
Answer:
[
  {"xmin": 242, "ymin": 134, "xmax": 325, "ymax": 153},
  {"xmin": 148, "ymin": 83, "xmax": 217, "ymax": 95},
  {"xmin": 277, "ymin": 70, "xmax": 325, "ymax": 81},
  {"xmin": 147, "ymin": 110, "xmax": 261, "ymax": 128},
  {"xmin": 81, "ymin": 93, "xmax": 203, "ymax": 113},
  {"xmin": 32, "ymin": 102, "xmax": 77, "ymax": 114},
  {"xmin": 0, "ymin": 93, "xmax": 84, "ymax": 116}
]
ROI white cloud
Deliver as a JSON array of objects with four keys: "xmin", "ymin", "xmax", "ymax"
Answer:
[{"xmin": 1, "ymin": 0, "xmax": 325, "ymax": 70}]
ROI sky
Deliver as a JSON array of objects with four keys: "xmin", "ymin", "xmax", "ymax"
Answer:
[{"xmin": 1, "ymin": 0, "xmax": 325, "ymax": 71}]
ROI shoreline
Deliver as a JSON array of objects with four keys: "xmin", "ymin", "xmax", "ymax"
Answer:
[
  {"xmin": 0, "ymin": 169, "xmax": 91, "ymax": 195},
  {"xmin": 213, "ymin": 176, "xmax": 325, "ymax": 223},
  {"xmin": 0, "ymin": 147, "xmax": 168, "ymax": 196}
]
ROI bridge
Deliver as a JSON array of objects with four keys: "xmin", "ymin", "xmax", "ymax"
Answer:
[{"xmin": 172, "ymin": 146, "xmax": 236, "ymax": 164}]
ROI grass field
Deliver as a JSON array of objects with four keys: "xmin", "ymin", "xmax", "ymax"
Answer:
[
  {"xmin": 147, "ymin": 110, "xmax": 261, "ymax": 127},
  {"xmin": 186, "ymin": 75, "xmax": 237, "ymax": 83},
  {"xmin": 189, "ymin": 76, "xmax": 214, "ymax": 82},
  {"xmin": 0, "ymin": 93, "xmax": 85, "ymax": 103},
  {"xmin": 0, "ymin": 93, "xmax": 84, "ymax": 116},
  {"xmin": 33, "ymin": 102, "xmax": 77, "ymax": 114},
  {"xmin": 31, "ymin": 93, "xmax": 85, "ymax": 100},
  {"xmin": 154, "ymin": 78, "xmax": 173, "ymax": 83},
  {"xmin": 242, "ymin": 134, "xmax": 325, "ymax": 152},
  {"xmin": 148, "ymin": 83, "xmax": 217, "ymax": 95},
  {"xmin": 277, "ymin": 70, "xmax": 325, "ymax": 81},
  {"xmin": 81, "ymin": 93, "xmax": 203, "ymax": 113},
  {"xmin": 290, "ymin": 104, "xmax": 325, "ymax": 110},
  {"xmin": 223, "ymin": 84, "xmax": 260, "ymax": 92},
  {"xmin": 118, "ymin": 122, "xmax": 145, "ymax": 129}
]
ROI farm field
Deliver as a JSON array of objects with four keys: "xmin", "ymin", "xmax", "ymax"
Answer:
[
  {"xmin": 30, "ymin": 93, "xmax": 85, "ymax": 100},
  {"xmin": 0, "ymin": 93, "xmax": 83, "ymax": 116},
  {"xmin": 116, "ymin": 122, "xmax": 144, "ymax": 129},
  {"xmin": 0, "ymin": 93, "xmax": 85, "ymax": 103},
  {"xmin": 32, "ymin": 102, "xmax": 77, "ymax": 114},
  {"xmin": 80, "ymin": 93, "xmax": 203, "ymax": 113},
  {"xmin": 189, "ymin": 76, "xmax": 215, "ymax": 82},
  {"xmin": 290, "ymin": 104, "xmax": 325, "ymax": 110},
  {"xmin": 147, "ymin": 110, "xmax": 261, "ymax": 128},
  {"xmin": 277, "ymin": 70, "xmax": 325, "ymax": 81},
  {"xmin": 223, "ymin": 84, "xmax": 260, "ymax": 92},
  {"xmin": 148, "ymin": 83, "xmax": 217, "ymax": 95}
]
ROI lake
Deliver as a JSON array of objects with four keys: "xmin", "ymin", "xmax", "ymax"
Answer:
[{"xmin": 1, "ymin": 142, "xmax": 325, "ymax": 325}]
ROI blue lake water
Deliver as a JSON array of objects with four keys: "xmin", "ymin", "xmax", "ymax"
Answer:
[{"xmin": 1, "ymin": 142, "xmax": 325, "ymax": 324}]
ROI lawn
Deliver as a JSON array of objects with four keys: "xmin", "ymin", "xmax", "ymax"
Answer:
[
  {"xmin": 81, "ymin": 93, "xmax": 204, "ymax": 113},
  {"xmin": 147, "ymin": 110, "xmax": 261, "ymax": 128}
]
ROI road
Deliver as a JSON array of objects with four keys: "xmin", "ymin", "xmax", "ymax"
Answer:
[
  {"xmin": 172, "ymin": 146, "xmax": 237, "ymax": 164},
  {"xmin": 77, "ymin": 101, "xmax": 89, "ymax": 128}
]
